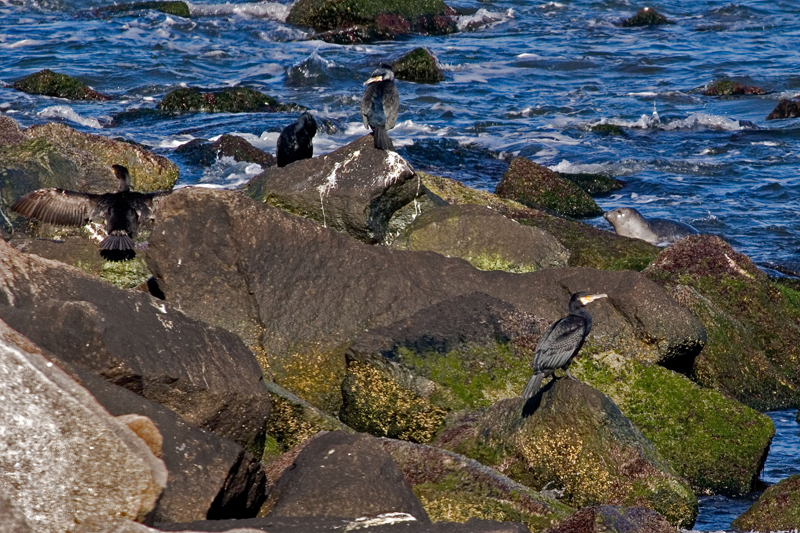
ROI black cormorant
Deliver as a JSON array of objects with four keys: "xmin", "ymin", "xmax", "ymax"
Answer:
[
  {"xmin": 11, "ymin": 164, "xmax": 170, "ymax": 261},
  {"xmin": 276, "ymin": 111, "xmax": 317, "ymax": 167},
  {"xmin": 522, "ymin": 291, "xmax": 608, "ymax": 399},
  {"xmin": 361, "ymin": 63, "xmax": 399, "ymax": 150}
]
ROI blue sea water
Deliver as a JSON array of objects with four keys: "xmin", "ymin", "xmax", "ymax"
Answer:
[{"xmin": 1, "ymin": 0, "xmax": 800, "ymax": 530}]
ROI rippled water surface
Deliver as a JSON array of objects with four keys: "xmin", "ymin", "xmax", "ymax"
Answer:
[{"xmin": 2, "ymin": 1, "xmax": 800, "ymax": 529}]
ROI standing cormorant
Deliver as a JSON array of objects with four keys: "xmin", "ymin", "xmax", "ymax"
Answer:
[
  {"xmin": 361, "ymin": 64, "xmax": 399, "ymax": 150},
  {"xmin": 276, "ymin": 111, "xmax": 318, "ymax": 167},
  {"xmin": 11, "ymin": 164, "xmax": 171, "ymax": 261},
  {"xmin": 522, "ymin": 291, "xmax": 608, "ymax": 399}
]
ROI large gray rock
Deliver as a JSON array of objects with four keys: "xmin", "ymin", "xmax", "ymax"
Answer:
[
  {"xmin": 246, "ymin": 135, "xmax": 419, "ymax": 244},
  {"xmin": 0, "ymin": 238, "xmax": 270, "ymax": 452},
  {"xmin": 0, "ymin": 319, "xmax": 167, "ymax": 533},
  {"xmin": 145, "ymin": 188, "xmax": 704, "ymax": 412},
  {"xmin": 72, "ymin": 367, "xmax": 268, "ymax": 523},
  {"xmin": 263, "ymin": 431, "xmax": 430, "ymax": 521},
  {"xmin": 394, "ymin": 204, "xmax": 569, "ymax": 272}
]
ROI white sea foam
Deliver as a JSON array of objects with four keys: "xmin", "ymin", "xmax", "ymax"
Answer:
[
  {"xmin": 192, "ymin": 158, "xmax": 263, "ymax": 190},
  {"xmin": 549, "ymin": 159, "xmax": 643, "ymax": 176},
  {"xmin": 457, "ymin": 8, "xmax": 515, "ymax": 31},
  {"xmin": 187, "ymin": 1, "xmax": 291, "ymax": 21},
  {"xmin": 1, "ymin": 38, "xmax": 46, "ymax": 49},
  {"xmin": 160, "ymin": 135, "xmax": 198, "ymax": 149},
  {"xmin": 37, "ymin": 106, "xmax": 104, "ymax": 129}
]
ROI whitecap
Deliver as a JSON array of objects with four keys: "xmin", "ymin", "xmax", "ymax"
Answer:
[
  {"xmin": 160, "ymin": 135, "xmax": 198, "ymax": 149},
  {"xmin": 187, "ymin": 1, "xmax": 291, "ymax": 22},
  {"xmin": 662, "ymin": 113, "xmax": 743, "ymax": 132},
  {"xmin": 457, "ymin": 8, "xmax": 515, "ymax": 31},
  {"xmin": 37, "ymin": 106, "xmax": 103, "ymax": 129},
  {"xmin": 192, "ymin": 157, "xmax": 263, "ymax": 190},
  {"xmin": 1, "ymin": 38, "xmax": 46, "ymax": 49}
]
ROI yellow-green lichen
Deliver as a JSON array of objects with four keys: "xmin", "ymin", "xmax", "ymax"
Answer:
[
  {"xmin": 99, "ymin": 256, "xmax": 151, "ymax": 289},
  {"xmin": 271, "ymin": 342, "xmax": 347, "ymax": 413}
]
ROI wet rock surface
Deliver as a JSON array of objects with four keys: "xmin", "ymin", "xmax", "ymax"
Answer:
[
  {"xmin": 766, "ymin": 98, "xmax": 800, "ymax": 120},
  {"xmin": 158, "ymin": 87, "xmax": 300, "ymax": 114},
  {"xmin": 541, "ymin": 505, "xmax": 675, "ymax": 533},
  {"xmin": 175, "ymin": 134, "xmax": 276, "ymax": 168},
  {"xmin": 393, "ymin": 47, "xmax": 445, "ymax": 83},
  {"xmin": 732, "ymin": 475, "xmax": 800, "ymax": 532},
  {"xmin": 702, "ymin": 79, "xmax": 766, "ymax": 96},
  {"xmin": 11, "ymin": 69, "xmax": 111, "ymax": 100},
  {"xmin": 92, "ymin": 1, "xmax": 191, "ymax": 17},
  {"xmin": 621, "ymin": 7, "xmax": 674, "ymax": 27}
]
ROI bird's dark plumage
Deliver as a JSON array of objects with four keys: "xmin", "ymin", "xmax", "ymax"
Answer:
[
  {"xmin": 521, "ymin": 291, "xmax": 608, "ymax": 399},
  {"xmin": 361, "ymin": 63, "xmax": 399, "ymax": 150},
  {"xmin": 11, "ymin": 164, "xmax": 170, "ymax": 261},
  {"xmin": 276, "ymin": 111, "xmax": 317, "ymax": 167}
]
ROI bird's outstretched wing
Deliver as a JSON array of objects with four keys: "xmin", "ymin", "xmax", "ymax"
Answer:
[
  {"xmin": 11, "ymin": 188, "xmax": 99, "ymax": 227},
  {"xmin": 128, "ymin": 190, "xmax": 172, "ymax": 222},
  {"xmin": 533, "ymin": 315, "xmax": 588, "ymax": 372},
  {"xmin": 361, "ymin": 83, "xmax": 378, "ymax": 128}
]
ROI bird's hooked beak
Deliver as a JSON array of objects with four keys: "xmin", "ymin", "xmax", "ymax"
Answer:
[
  {"xmin": 363, "ymin": 75, "xmax": 384, "ymax": 86},
  {"xmin": 579, "ymin": 293, "xmax": 608, "ymax": 305}
]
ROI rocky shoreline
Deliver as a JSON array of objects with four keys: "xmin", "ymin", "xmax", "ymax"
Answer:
[{"xmin": 2, "ymin": 111, "xmax": 800, "ymax": 533}]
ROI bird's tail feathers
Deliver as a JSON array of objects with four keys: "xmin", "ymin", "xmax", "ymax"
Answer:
[
  {"xmin": 100, "ymin": 231, "xmax": 136, "ymax": 261},
  {"xmin": 522, "ymin": 372, "xmax": 544, "ymax": 400},
  {"xmin": 372, "ymin": 126, "xmax": 394, "ymax": 151}
]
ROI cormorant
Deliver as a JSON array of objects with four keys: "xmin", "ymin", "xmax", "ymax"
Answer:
[
  {"xmin": 11, "ymin": 164, "xmax": 170, "ymax": 261},
  {"xmin": 276, "ymin": 111, "xmax": 317, "ymax": 167},
  {"xmin": 361, "ymin": 64, "xmax": 399, "ymax": 150},
  {"xmin": 522, "ymin": 291, "xmax": 608, "ymax": 399}
]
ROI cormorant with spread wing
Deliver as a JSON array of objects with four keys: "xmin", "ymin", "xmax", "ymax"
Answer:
[
  {"xmin": 11, "ymin": 164, "xmax": 170, "ymax": 261},
  {"xmin": 522, "ymin": 291, "xmax": 608, "ymax": 399},
  {"xmin": 361, "ymin": 64, "xmax": 399, "ymax": 150}
]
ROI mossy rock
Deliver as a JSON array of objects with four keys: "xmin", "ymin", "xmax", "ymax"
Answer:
[
  {"xmin": 418, "ymin": 172, "xmax": 659, "ymax": 271},
  {"xmin": 94, "ymin": 1, "xmax": 191, "ymax": 17},
  {"xmin": 590, "ymin": 124, "xmax": 626, "ymax": 136},
  {"xmin": 732, "ymin": 475, "xmax": 800, "ymax": 532},
  {"xmin": 381, "ymin": 438, "xmax": 574, "ymax": 532},
  {"xmin": 158, "ymin": 87, "xmax": 299, "ymax": 114},
  {"xmin": 394, "ymin": 204, "xmax": 569, "ymax": 273},
  {"xmin": 393, "ymin": 48, "xmax": 445, "ymax": 84},
  {"xmin": 287, "ymin": 0, "xmax": 454, "ymax": 33},
  {"xmin": 557, "ymin": 171, "xmax": 625, "ymax": 196},
  {"xmin": 621, "ymin": 7, "xmax": 674, "ymax": 27},
  {"xmin": 767, "ymin": 99, "xmax": 800, "ymax": 121},
  {"xmin": 644, "ymin": 235, "xmax": 800, "ymax": 411},
  {"xmin": 702, "ymin": 79, "xmax": 766, "ymax": 96},
  {"xmin": 434, "ymin": 381, "xmax": 698, "ymax": 528},
  {"xmin": 496, "ymin": 157, "xmax": 603, "ymax": 218},
  {"xmin": 12, "ymin": 69, "xmax": 110, "ymax": 101},
  {"xmin": 571, "ymin": 349, "xmax": 775, "ymax": 496}
]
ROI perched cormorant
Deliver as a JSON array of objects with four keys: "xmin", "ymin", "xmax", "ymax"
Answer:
[
  {"xmin": 522, "ymin": 291, "xmax": 608, "ymax": 399},
  {"xmin": 11, "ymin": 164, "xmax": 170, "ymax": 261},
  {"xmin": 276, "ymin": 111, "xmax": 318, "ymax": 167},
  {"xmin": 361, "ymin": 64, "xmax": 399, "ymax": 150}
]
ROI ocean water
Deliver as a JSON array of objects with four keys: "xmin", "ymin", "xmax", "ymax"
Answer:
[{"xmin": 1, "ymin": 0, "xmax": 800, "ymax": 530}]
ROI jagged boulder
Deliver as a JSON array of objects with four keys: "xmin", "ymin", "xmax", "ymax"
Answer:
[
  {"xmin": 145, "ymin": 188, "xmax": 704, "ymax": 414},
  {"xmin": 393, "ymin": 204, "xmax": 569, "ymax": 272},
  {"xmin": 420, "ymin": 172, "xmax": 660, "ymax": 271},
  {"xmin": 380, "ymin": 438, "xmax": 573, "ymax": 531},
  {"xmin": 732, "ymin": 475, "xmax": 800, "ymax": 532},
  {"xmin": 644, "ymin": 234, "xmax": 800, "ymax": 410},
  {"xmin": 393, "ymin": 48, "xmax": 445, "ymax": 83},
  {"xmin": 0, "ymin": 239, "xmax": 270, "ymax": 452},
  {"xmin": 496, "ymin": 158, "xmax": 602, "ymax": 218},
  {"xmin": 434, "ymin": 380, "xmax": 697, "ymax": 528},
  {"xmin": 246, "ymin": 135, "xmax": 420, "ymax": 244},
  {"xmin": 0, "ymin": 319, "xmax": 167, "ymax": 533},
  {"xmin": 12, "ymin": 69, "xmax": 111, "ymax": 100}
]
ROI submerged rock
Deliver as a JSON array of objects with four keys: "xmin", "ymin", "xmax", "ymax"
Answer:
[
  {"xmin": 92, "ymin": 1, "xmax": 191, "ymax": 17},
  {"xmin": 621, "ymin": 7, "xmax": 674, "ymax": 27},
  {"xmin": 644, "ymin": 234, "xmax": 800, "ymax": 411},
  {"xmin": 434, "ymin": 381, "xmax": 698, "ymax": 528},
  {"xmin": 287, "ymin": 0, "xmax": 458, "ymax": 40},
  {"xmin": 393, "ymin": 204, "xmax": 569, "ymax": 272},
  {"xmin": 158, "ymin": 87, "xmax": 300, "ymax": 114},
  {"xmin": 732, "ymin": 475, "xmax": 800, "ymax": 532},
  {"xmin": 247, "ymin": 135, "xmax": 419, "ymax": 244},
  {"xmin": 12, "ymin": 69, "xmax": 111, "ymax": 101},
  {"xmin": 703, "ymin": 79, "xmax": 766, "ymax": 96},
  {"xmin": 420, "ymin": 172, "xmax": 660, "ymax": 271},
  {"xmin": 175, "ymin": 134, "xmax": 275, "ymax": 168},
  {"xmin": 495, "ymin": 157, "xmax": 603, "ymax": 218},
  {"xmin": 380, "ymin": 438, "xmax": 573, "ymax": 531},
  {"xmin": 543, "ymin": 505, "xmax": 676, "ymax": 533},
  {"xmin": 766, "ymin": 98, "xmax": 800, "ymax": 120},
  {"xmin": 393, "ymin": 48, "xmax": 445, "ymax": 83}
]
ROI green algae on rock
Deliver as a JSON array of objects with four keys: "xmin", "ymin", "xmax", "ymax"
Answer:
[
  {"xmin": 557, "ymin": 171, "xmax": 625, "ymax": 197},
  {"xmin": 621, "ymin": 7, "xmax": 674, "ymax": 27},
  {"xmin": 434, "ymin": 381, "xmax": 698, "ymax": 528},
  {"xmin": 158, "ymin": 87, "xmax": 300, "ymax": 114},
  {"xmin": 418, "ymin": 172, "xmax": 659, "ymax": 270},
  {"xmin": 732, "ymin": 475, "xmax": 800, "ymax": 532},
  {"xmin": 12, "ymin": 69, "xmax": 111, "ymax": 101},
  {"xmin": 394, "ymin": 204, "xmax": 569, "ymax": 273},
  {"xmin": 380, "ymin": 438, "xmax": 573, "ymax": 532},
  {"xmin": 589, "ymin": 124, "xmax": 626, "ymax": 136},
  {"xmin": 571, "ymin": 349, "xmax": 774, "ymax": 496},
  {"xmin": 702, "ymin": 79, "xmax": 766, "ymax": 96},
  {"xmin": 496, "ymin": 157, "xmax": 603, "ymax": 218},
  {"xmin": 92, "ymin": 1, "xmax": 190, "ymax": 17},
  {"xmin": 393, "ymin": 48, "xmax": 445, "ymax": 83},
  {"xmin": 644, "ymin": 234, "xmax": 800, "ymax": 411}
]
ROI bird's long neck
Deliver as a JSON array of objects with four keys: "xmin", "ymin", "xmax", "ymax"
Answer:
[{"xmin": 573, "ymin": 308, "xmax": 593, "ymax": 333}]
